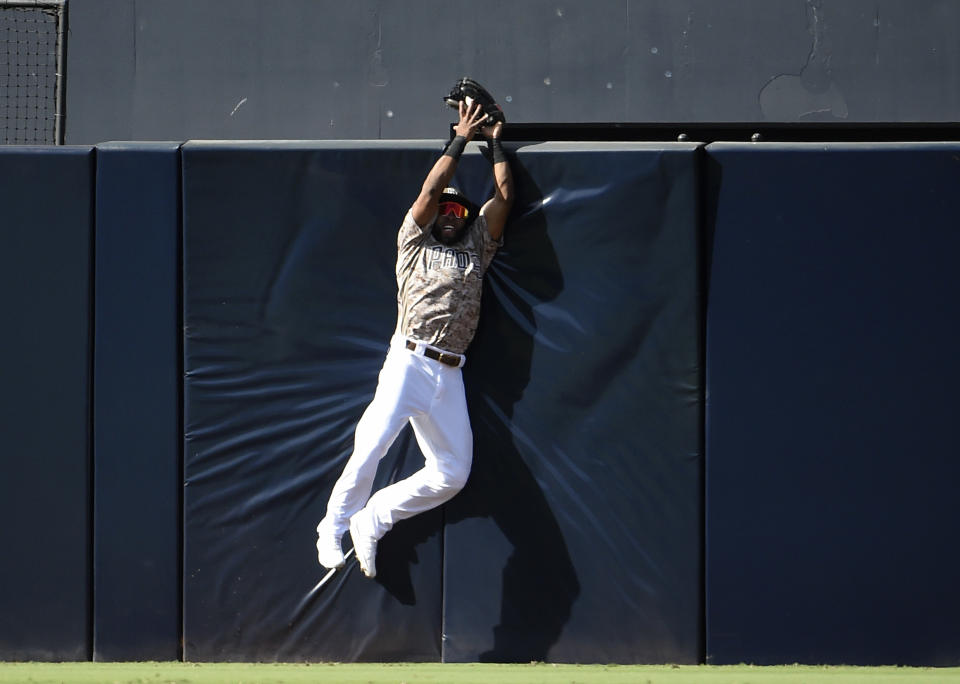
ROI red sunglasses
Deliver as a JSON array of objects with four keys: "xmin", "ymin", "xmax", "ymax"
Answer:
[{"xmin": 438, "ymin": 201, "xmax": 469, "ymax": 219}]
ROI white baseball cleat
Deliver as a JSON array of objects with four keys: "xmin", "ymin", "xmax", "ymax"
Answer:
[
  {"xmin": 349, "ymin": 512, "xmax": 378, "ymax": 579},
  {"xmin": 315, "ymin": 519, "xmax": 345, "ymax": 570}
]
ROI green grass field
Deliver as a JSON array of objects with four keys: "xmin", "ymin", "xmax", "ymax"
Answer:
[{"xmin": 1, "ymin": 663, "xmax": 959, "ymax": 684}]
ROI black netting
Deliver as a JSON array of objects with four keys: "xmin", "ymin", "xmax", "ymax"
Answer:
[{"xmin": 0, "ymin": 4, "xmax": 63, "ymax": 145}]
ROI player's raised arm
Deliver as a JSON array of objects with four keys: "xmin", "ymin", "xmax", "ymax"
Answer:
[
  {"xmin": 479, "ymin": 121, "xmax": 513, "ymax": 241},
  {"xmin": 410, "ymin": 101, "xmax": 487, "ymax": 228}
]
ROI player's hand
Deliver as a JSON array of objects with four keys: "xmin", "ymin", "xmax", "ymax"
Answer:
[
  {"xmin": 481, "ymin": 121, "xmax": 503, "ymax": 139},
  {"xmin": 454, "ymin": 101, "xmax": 487, "ymax": 141}
]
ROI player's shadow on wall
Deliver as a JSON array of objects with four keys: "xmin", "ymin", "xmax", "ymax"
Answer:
[{"xmin": 450, "ymin": 153, "xmax": 580, "ymax": 662}]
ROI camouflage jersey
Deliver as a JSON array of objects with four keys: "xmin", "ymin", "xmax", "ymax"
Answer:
[{"xmin": 395, "ymin": 209, "xmax": 501, "ymax": 355}]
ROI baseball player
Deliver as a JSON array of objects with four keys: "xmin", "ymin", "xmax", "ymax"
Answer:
[{"xmin": 315, "ymin": 100, "xmax": 514, "ymax": 578}]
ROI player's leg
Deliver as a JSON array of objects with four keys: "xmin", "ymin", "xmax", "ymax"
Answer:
[
  {"xmin": 350, "ymin": 363, "xmax": 472, "ymax": 576},
  {"xmin": 316, "ymin": 345, "xmax": 433, "ymax": 568}
]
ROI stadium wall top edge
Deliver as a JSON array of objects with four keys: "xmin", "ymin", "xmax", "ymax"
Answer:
[{"xmin": 0, "ymin": 0, "xmax": 65, "ymax": 7}]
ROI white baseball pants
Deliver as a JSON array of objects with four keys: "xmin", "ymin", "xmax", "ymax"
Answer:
[{"xmin": 323, "ymin": 336, "xmax": 473, "ymax": 541}]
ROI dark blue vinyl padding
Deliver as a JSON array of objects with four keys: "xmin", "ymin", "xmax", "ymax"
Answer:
[
  {"xmin": 93, "ymin": 143, "xmax": 182, "ymax": 661},
  {"xmin": 704, "ymin": 142, "xmax": 960, "ymax": 666},
  {"xmin": 180, "ymin": 142, "xmax": 448, "ymax": 662},
  {"xmin": 7, "ymin": 138, "xmax": 957, "ymax": 666},
  {"xmin": 442, "ymin": 143, "xmax": 703, "ymax": 664},
  {"xmin": 0, "ymin": 146, "xmax": 95, "ymax": 660},
  {"xmin": 179, "ymin": 141, "xmax": 703, "ymax": 663}
]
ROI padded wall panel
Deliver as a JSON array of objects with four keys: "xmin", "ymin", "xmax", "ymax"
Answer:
[
  {"xmin": 93, "ymin": 143, "xmax": 182, "ymax": 661},
  {"xmin": 442, "ymin": 142, "xmax": 703, "ymax": 664},
  {"xmin": 705, "ymin": 142, "xmax": 960, "ymax": 666},
  {"xmin": 181, "ymin": 141, "xmax": 449, "ymax": 662},
  {"xmin": 0, "ymin": 147, "xmax": 94, "ymax": 660}
]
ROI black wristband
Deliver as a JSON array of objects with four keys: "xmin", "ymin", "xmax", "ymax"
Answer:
[
  {"xmin": 488, "ymin": 137, "xmax": 506, "ymax": 165},
  {"xmin": 443, "ymin": 135, "xmax": 467, "ymax": 160}
]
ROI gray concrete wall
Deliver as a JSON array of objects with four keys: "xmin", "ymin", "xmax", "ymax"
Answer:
[{"xmin": 64, "ymin": 0, "xmax": 960, "ymax": 144}]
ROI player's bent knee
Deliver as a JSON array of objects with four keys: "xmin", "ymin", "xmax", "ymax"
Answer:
[
  {"xmin": 438, "ymin": 466, "xmax": 470, "ymax": 493},
  {"xmin": 419, "ymin": 467, "xmax": 468, "ymax": 497}
]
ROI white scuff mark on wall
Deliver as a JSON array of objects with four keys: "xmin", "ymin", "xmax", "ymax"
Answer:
[
  {"xmin": 230, "ymin": 98, "xmax": 248, "ymax": 117},
  {"xmin": 874, "ymin": 7, "xmax": 881, "ymax": 66},
  {"xmin": 758, "ymin": 0, "xmax": 848, "ymax": 120},
  {"xmin": 369, "ymin": 11, "xmax": 388, "ymax": 87}
]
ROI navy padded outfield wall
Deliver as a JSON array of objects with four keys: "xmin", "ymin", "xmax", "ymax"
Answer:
[
  {"xmin": 0, "ymin": 147, "xmax": 94, "ymax": 660},
  {"xmin": 93, "ymin": 143, "xmax": 182, "ymax": 661},
  {"xmin": 443, "ymin": 143, "xmax": 702, "ymax": 663},
  {"xmin": 182, "ymin": 142, "xmax": 448, "ymax": 662},
  {"xmin": 704, "ymin": 143, "xmax": 960, "ymax": 666},
  {"xmin": 181, "ymin": 141, "xmax": 702, "ymax": 662}
]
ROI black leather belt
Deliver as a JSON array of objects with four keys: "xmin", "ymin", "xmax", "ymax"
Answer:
[{"xmin": 405, "ymin": 339, "xmax": 461, "ymax": 367}]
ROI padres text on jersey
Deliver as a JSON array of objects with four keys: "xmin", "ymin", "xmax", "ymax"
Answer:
[{"xmin": 396, "ymin": 210, "xmax": 500, "ymax": 354}]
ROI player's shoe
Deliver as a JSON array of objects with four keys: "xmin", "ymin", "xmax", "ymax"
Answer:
[
  {"xmin": 349, "ymin": 511, "xmax": 378, "ymax": 579},
  {"xmin": 315, "ymin": 519, "xmax": 345, "ymax": 570}
]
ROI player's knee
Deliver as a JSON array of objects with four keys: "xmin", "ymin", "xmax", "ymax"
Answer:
[
  {"xmin": 418, "ymin": 468, "xmax": 467, "ymax": 497},
  {"xmin": 436, "ymin": 465, "xmax": 470, "ymax": 493}
]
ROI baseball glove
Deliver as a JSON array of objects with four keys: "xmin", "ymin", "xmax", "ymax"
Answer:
[{"xmin": 444, "ymin": 77, "xmax": 506, "ymax": 126}]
